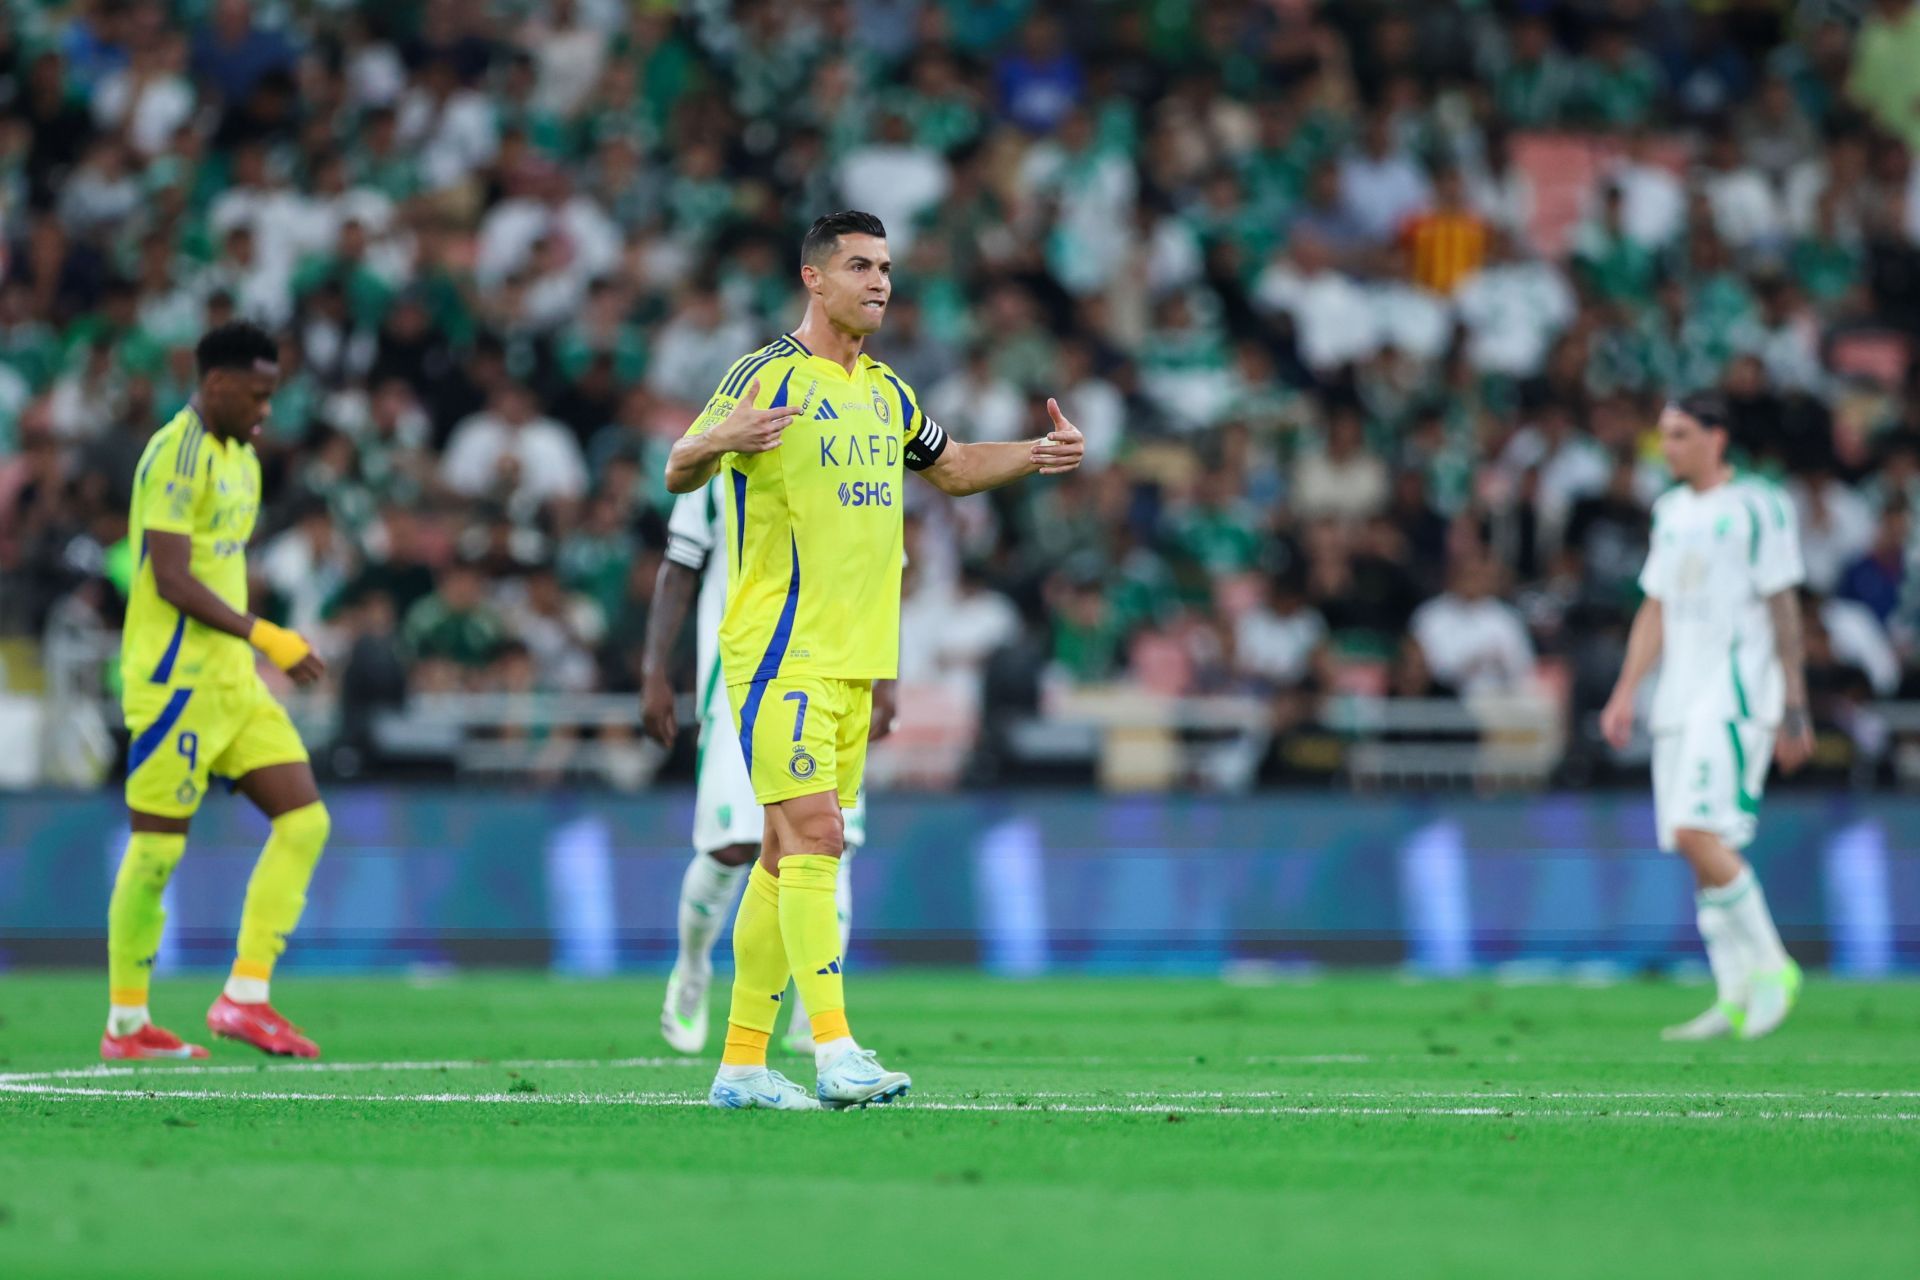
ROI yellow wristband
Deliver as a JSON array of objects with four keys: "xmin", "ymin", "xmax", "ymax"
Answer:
[{"xmin": 248, "ymin": 618, "xmax": 311, "ymax": 671}]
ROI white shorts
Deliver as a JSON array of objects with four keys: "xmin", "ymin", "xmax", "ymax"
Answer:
[
  {"xmin": 1651, "ymin": 718, "xmax": 1773, "ymax": 853},
  {"xmin": 692, "ymin": 716, "xmax": 866, "ymax": 856}
]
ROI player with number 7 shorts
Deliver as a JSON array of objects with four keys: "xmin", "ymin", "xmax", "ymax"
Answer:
[
  {"xmin": 663, "ymin": 210, "xmax": 1088, "ymax": 1111},
  {"xmin": 104, "ymin": 322, "xmax": 332, "ymax": 1062}
]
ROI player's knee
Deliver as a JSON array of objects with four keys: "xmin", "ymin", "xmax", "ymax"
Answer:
[
  {"xmin": 789, "ymin": 807, "xmax": 845, "ymax": 858},
  {"xmin": 711, "ymin": 843, "xmax": 757, "ymax": 868},
  {"xmin": 125, "ymin": 848, "xmax": 184, "ymax": 892},
  {"xmin": 273, "ymin": 801, "xmax": 330, "ymax": 863}
]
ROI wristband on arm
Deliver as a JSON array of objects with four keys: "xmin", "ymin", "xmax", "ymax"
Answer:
[{"xmin": 248, "ymin": 618, "xmax": 311, "ymax": 670}]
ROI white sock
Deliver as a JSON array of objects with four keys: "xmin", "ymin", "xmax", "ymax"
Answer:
[
  {"xmin": 716, "ymin": 1063, "xmax": 764, "ymax": 1080},
  {"xmin": 1714, "ymin": 866, "xmax": 1791, "ymax": 972},
  {"xmin": 816, "ymin": 1036, "xmax": 862, "ymax": 1074},
  {"xmin": 224, "ymin": 975, "xmax": 270, "ymax": 1003},
  {"xmin": 1692, "ymin": 900, "xmax": 1749, "ymax": 1008},
  {"xmin": 107, "ymin": 1004, "xmax": 151, "ymax": 1036},
  {"xmin": 677, "ymin": 852, "xmax": 750, "ymax": 976}
]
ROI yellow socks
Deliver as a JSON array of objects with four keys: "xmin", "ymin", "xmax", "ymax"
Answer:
[
  {"xmin": 721, "ymin": 864, "xmax": 789, "ymax": 1066},
  {"xmin": 779, "ymin": 854, "xmax": 850, "ymax": 1047},
  {"xmin": 231, "ymin": 802, "xmax": 329, "ymax": 998},
  {"xmin": 107, "ymin": 830, "xmax": 187, "ymax": 1012}
]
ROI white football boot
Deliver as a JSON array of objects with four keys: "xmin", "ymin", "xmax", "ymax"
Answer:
[
  {"xmin": 815, "ymin": 1042, "xmax": 912, "ymax": 1110},
  {"xmin": 707, "ymin": 1066, "xmax": 822, "ymax": 1110},
  {"xmin": 1661, "ymin": 1001, "xmax": 1743, "ymax": 1041},
  {"xmin": 660, "ymin": 966, "xmax": 710, "ymax": 1055},
  {"xmin": 1740, "ymin": 961, "xmax": 1803, "ymax": 1040}
]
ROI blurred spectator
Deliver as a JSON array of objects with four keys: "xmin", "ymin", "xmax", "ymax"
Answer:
[
  {"xmin": 1232, "ymin": 571, "xmax": 1330, "ymax": 696},
  {"xmin": 441, "ymin": 382, "xmax": 587, "ymax": 512},
  {"xmin": 403, "ymin": 559, "xmax": 507, "ymax": 682},
  {"xmin": 646, "ymin": 290, "xmax": 756, "ymax": 409},
  {"xmin": 191, "ymin": 0, "xmax": 297, "ymax": 108},
  {"xmin": 260, "ymin": 501, "xmax": 357, "ymax": 637},
  {"xmin": 1793, "ymin": 468, "xmax": 1877, "ymax": 595},
  {"xmin": 1338, "ymin": 108, "xmax": 1431, "ymax": 246},
  {"xmin": 928, "ymin": 344, "xmax": 1024, "ymax": 443},
  {"xmin": 837, "ymin": 112, "xmax": 950, "ymax": 255},
  {"xmin": 1401, "ymin": 168, "xmax": 1488, "ymax": 296},
  {"xmin": 1293, "ymin": 404, "xmax": 1388, "ymax": 524},
  {"xmin": 1848, "ymin": 0, "xmax": 1920, "ymax": 149},
  {"xmin": 994, "ymin": 15, "xmax": 1083, "ymax": 135},
  {"xmin": 1410, "ymin": 552, "xmax": 1537, "ymax": 696},
  {"xmin": 1838, "ymin": 503, "xmax": 1913, "ymax": 624},
  {"xmin": 1453, "ymin": 230, "xmax": 1576, "ymax": 377}
]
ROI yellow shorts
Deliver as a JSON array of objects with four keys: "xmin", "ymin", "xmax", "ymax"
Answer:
[
  {"xmin": 123, "ymin": 677, "xmax": 309, "ymax": 818},
  {"xmin": 728, "ymin": 675, "xmax": 871, "ymax": 808}
]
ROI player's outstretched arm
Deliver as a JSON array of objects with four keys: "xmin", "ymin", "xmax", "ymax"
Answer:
[
  {"xmin": 1767, "ymin": 589, "xmax": 1814, "ymax": 772},
  {"xmin": 664, "ymin": 376, "xmax": 799, "ymax": 494},
  {"xmin": 640, "ymin": 559, "xmax": 701, "ymax": 746},
  {"xmin": 147, "ymin": 531, "xmax": 325, "ymax": 684},
  {"xmin": 917, "ymin": 398, "xmax": 1085, "ymax": 497},
  {"xmin": 1600, "ymin": 597, "xmax": 1662, "ymax": 749}
]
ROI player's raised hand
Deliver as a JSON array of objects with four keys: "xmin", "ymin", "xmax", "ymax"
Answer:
[
  {"xmin": 708, "ymin": 377, "xmax": 798, "ymax": 455},
  {"xmin": 1598, "ymin": 689, "xmax": 1635, "ymax": 750},
  {"xmin": 641, "ymin": 666, "xmax": 678, "ymax": 747},
  {"xmin": 1031, "ymin": 398, "xmax": 1085, "ymax": 475}
]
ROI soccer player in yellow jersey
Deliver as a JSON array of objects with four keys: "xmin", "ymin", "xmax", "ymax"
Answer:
[
  {"xmin": 666, "ymin": 210, "xmax": 1086, "ymax": 1110},
  {"xmin": 102, "ymin": 321, "xmax": 334, "ymax": 1061}
]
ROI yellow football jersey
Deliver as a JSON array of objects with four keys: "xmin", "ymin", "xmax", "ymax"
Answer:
[
  {"xmin": 686, "ymin": 334, "xmax": 947, "ymax": 685},
  {"xmin": 121, "ymin": 404, "xmax": 263, "ymax": 695}
]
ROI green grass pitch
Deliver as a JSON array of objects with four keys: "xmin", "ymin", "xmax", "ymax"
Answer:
[{"xmin": 2, "ymin": 972, "xmax": 1916, "ymax": 1279}]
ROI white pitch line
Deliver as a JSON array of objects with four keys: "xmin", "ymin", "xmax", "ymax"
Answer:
[
  {"xmin": 4, "ymin": 1060, "xmax": 1913, "ymax": 1104},
  {"xmin": 2, "ymin": 1082, "xmax": 1915, "ymax": 1123},
  {"xmin": 0, "ymin": 1056, "xmax": 704, "ymax": 1085}
]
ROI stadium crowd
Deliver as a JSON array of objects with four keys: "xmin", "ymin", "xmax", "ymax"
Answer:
[{"xmin": 3, "ymin": 0, "xmax": 1920, "ymax": 769}]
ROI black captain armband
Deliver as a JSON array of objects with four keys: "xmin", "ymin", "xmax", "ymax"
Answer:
[{"xmin": 904, "ymin": 417, "xmax": 949, "ymax": 471}]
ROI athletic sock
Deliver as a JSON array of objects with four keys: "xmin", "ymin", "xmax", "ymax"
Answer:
[
  {"xmin": 107, "ymin": 831, "xmax": 187, "ymax": 1024},
  {"xmin": 233, "ymin": 802, "xmax": 330, "ymax": 994},
  {"xmin": 1692, "ymin": 899, "xmax": 1748, "ymax": 1009},
  {"xmin": 836, "ymin": 848, "xmax": 854, "ymax": 957},
  {"xmin": 721, "ymin": 864, "xmax": 789, "ymax": 1067},
  {"xmin": 786, "ymin": 851, "xmax": 855, "ymax": 1037},
  {"xmin": 779, "ymin": 854, "xmax": 850, "ymax": 1048},
  {"xmin": 107, "ymin": 1004, "xmax": 152, "ymax": 1037},
  {"xmin": 677, "ymin": 851, "xmax": 750, "ymax": 977},
  {"xmin": 224, "ymin": 975, "xmax": 270, "ymax": 1003},
  {"xmin": 1711, "ymin": 866, "xmax": 1791, "ymax": 972}
]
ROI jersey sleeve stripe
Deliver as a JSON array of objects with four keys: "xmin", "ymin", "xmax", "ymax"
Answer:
[
  {"xmin": 730, "ymin": 466, "xmax": 748, "ymax": 565},
  {"xmin": 721, "ymin": 338, "xmax": 793, "ymax": 399},
  {"xmin": 127, "ymin": 687, "xmax": 194, "ymax": 775},
  {"xmin": 880, "ymin": 372, "xmax": 918, "ymax": 434},
  {"xmin": 149, "ymin": 613, "xmax": 188, "ymax": 683}
]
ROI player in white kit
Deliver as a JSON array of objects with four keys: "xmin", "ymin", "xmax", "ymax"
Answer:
[
  {"xmin": 1601, "ymin": 394, "xmax": 1812, "ymax": 1041},
  {"xmin": 641, "ymin": 476, "xmax": 892, "ymax": 1055}
]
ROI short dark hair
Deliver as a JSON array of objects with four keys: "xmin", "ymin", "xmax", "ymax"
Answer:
[
  {"xmin": 196, "ymin": 321, "xmax": 278, "ymax": 378},
  {"xmin": 801, "ymin": 210, "xmax": 887, "ymax": 267},
  {"xmin": 1672, "ymin": 391, "xmax": 1730, "ymax": 432}
]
